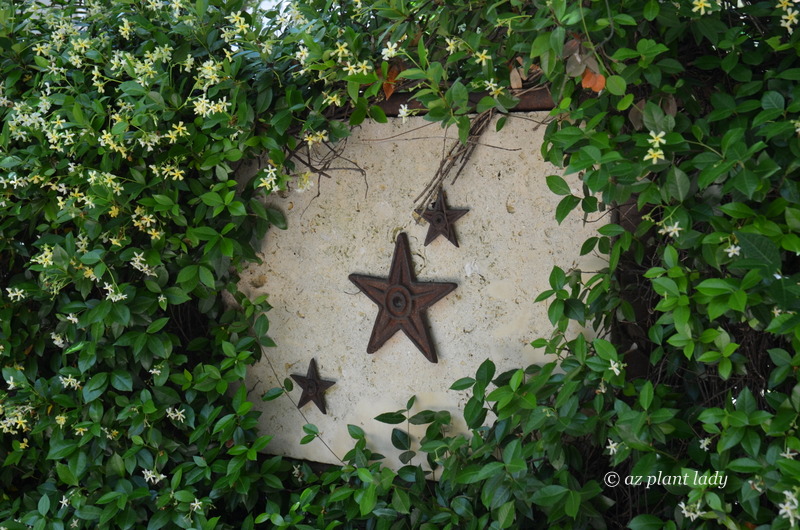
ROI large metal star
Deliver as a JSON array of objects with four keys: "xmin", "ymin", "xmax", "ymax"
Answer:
[
  {"xmin": 422, "ymin": 189, "xmax": 469, "ymax": 247},
  {"xmin": 349, "ymin": 232, "xmax": 457, "ymax": 363},
  {"xmin": 291, "ymin": 358, "xmax": 335, "ymax": 414}
]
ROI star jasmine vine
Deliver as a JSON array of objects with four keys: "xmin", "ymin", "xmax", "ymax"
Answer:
[{"xmin": 1, "ymin": 0, "xmax": 800, "ymax": 528}]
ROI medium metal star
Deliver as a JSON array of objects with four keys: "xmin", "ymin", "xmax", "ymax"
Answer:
[
  {"xmin": 421, "ymin": 188, "xmax": 469, "ymax": 247},
  {"xmin": 291, "ymin": 359, "xmax": 335, "ymax": 414},
  {"xmin": 349, "ymin": 232, "xmax": 457, "ymax": 363}
]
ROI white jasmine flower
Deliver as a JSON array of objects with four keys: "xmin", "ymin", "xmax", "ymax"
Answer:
[
  {"xmin": 398, "ymin": 104, "xmax": 411, "ymax": 124},
  {"xmin": 343, "ymin": 61, "xmax": 358, "ymax": 75},
  {"xmin": 166, "ymin": 407, "xmax": 186, "ymax": 423},
  {"xmin": 296, "ymin": 171, "xmax": 314, "ymax": 193},
  {"xmin": 381, "ymin": 42, "xmax": 398, "ymax": 60},
  {"xmin": 445, "ymin": 37, "xmax": 458, "ymax": 54},
  {"xmin": 356, "ymin": 60, "xmax": 372, "ymax": 74},
  {"xmin": 692, "ymin": 0, "xmax": 713, "ymax": 15},
  {"xmin": 609, "ymin": 360, "xmax": 622, "ymax": 376},
  {"xmin": 643, "ymin": 148, "xmax": 665, "ymax": 163},
  {"xmin": 294, "ymin": 45, "xmax": 309, "ymax": 64},
  {"xmin": 679, "ymin": 500, "xmax": 707, "ymax": 521},
  {"xmin": 782, "ymin": 8, "xmax": 799, "ymax": 34},
  {"xmin": 59, "ymin": 374, "xmax": 80, "ymax": 390},
  {"xmin": 647, "ymin": 131, "xmax": 666, "ymax": 147},
  {"xmin": 332, "ymin": 42, "xmax": 350, "ymax": 59},
  {"xmin": 6, "ymin": 287, "xmax": 25, "ymax": 301},
  {"xmin": 699, "ymin": 437, "xmax": 712, "ymax": 451},
  {"xmin": 606, "ymin": 439, "xmax": 619, "ymax": 455},
  {"xmin": 51, "ymin": 332, "xmax": 67, "ymax": 348},
  {"xmin": 780, "ymin": 490, "xmax": 800, "ymax": 527},
  {"xmin": 484, "ymin": 79, "xmax": 503, "ymax": 98},
  {"xmin": 724, "ymin": 244, "xmax": 740, "ymax": 258},
  {"xmin": 658, "ymin": 222, "xmax": 682, "ymax": 238},
  {"xmin": 142, "ymin": 469, "xmax": 166, "ymax": 484},
  {"xmin": 323, "ymin": 92, "xmax": 342, "ymax": 107}
]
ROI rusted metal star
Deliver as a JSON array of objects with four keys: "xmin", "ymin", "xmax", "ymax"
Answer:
[
  {"xmin": 422, "ymin": 188, "xmax": 469, "ymax": 247},
  {"xmin": 349, "ymin": 232, "xmax": 456, "ymax": 363},
  {"xmin": 291, "ymin": 359, "xmax": 335, "ymax": 414}
]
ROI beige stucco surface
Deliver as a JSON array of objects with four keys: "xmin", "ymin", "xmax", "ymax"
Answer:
[{"xmin": 240, "ymin": 111, "xmax": 605, "ymax": 469}]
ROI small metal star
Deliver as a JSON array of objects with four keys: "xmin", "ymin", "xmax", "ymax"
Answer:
[
  {"xmin": 291, "ymin": 359, "xmax": 335, "ymax": 414},
  {"xmin": 422, "ymin": 188, "xmax": 469, "ymax": 247},
  {"xmin": 349, "ymin": 232, "xmax": 457, "ymax": 363}
]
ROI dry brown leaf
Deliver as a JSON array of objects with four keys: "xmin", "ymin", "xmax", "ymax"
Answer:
[
  {"xmin": 510, "ymin": 67, "xmax": 523, "ymax": 89},
  {"xmin": 662, "ymin": 95, "xmax": 677, "ymax": 117},
  {"xmin": 583, "ymin": 54, "xmax": 600, "ymax": 73},
  {"xmin": 581, "ymin": 68, "xmax": 606, "ymax": 93},
  {"xmin": 628, "ymin": 98, "xmax": 646, "ymax": 130},
  {"xmin": 563, "ymin": 38, "xmax": 581, "ymax": 58},
  {"xmin": 382, "ymin": 63, "xmax": 401, "ymax": 100},
  {"xmin": 566, "ymin": 53, "xmax": 584, "ymax": 77}
]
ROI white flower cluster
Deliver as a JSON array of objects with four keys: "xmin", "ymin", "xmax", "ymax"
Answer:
[
  {"xmin": 87, "ymin": 169, "xmax": 124, "ymax": 196},
  {"xmin": 143, "ymin": 469, "xmax": 167, "ymax": 485},
  {"xmin": 196, "ymin": 59, "xmax": 223, "ymax": 91},
  {"xmin": 303, "ymin": 130, "xmax": 329, "ymax": 146},
  {"xmin": 296, "ymin": 171, "xmax": 314, "ymax": 193},
  {"xmin": 137, "ymin": 131, "xmax": 162, "ymax": 153},
  {"xmin": 0, "ymin": 403, "xmax": 34, "ymax": 435},
  {"xmin": 166, "ymin": 407, "xmax": 186, "ymax": 423},
  {"xmin": 51, "ymin": 332, "xmax": 68, "ymax": 349},
  {"xmin": 192, "ymin": 94, "xmax": 230, "ymax": 118},
  {"xmin": 31, "ymin": 245, "xmax": 54, "ymax": 268},
  {"xmin": 780, "ymin": 490, "xmax": 800, "ymax": 527},
  {"xmin": 132, "ymin": 206, "xmax": 162, "ymax": 241},
  {"xmin": 276, "ymin": 3, "xmax": 308, "ymax": 30},
  {"xmin": 59, "ymin": 374, "xmax": 81, "ymax": 390},
  {"xmin": 7, "ymin": 101, "xmax": 48, "ymax": 142},
  {"xmin": 657, "ymin": 222, "xmax": 682, "ymax": 238},
  {"xmin": 0, "ymin": 172, "xmax": 29, "ymax": 191},
  {"xmin": 130, "ymin": 252, "xmax": 157, "ymax": 277},
  {"xmin": 644, "ymin": 131, "xmax": 666, "ymax": 164},
  {"xmin": 103, "ymin": 282, "xmax": 128, "ymax": 303},
  {"xmin": 484, "ymin": 79, "xmax": 504, "ymax": 99},
  {"xmin": 777, "ymin": 0, "xmax": 799, "ymax": 34},
  {"xmin": 678, "ymin": 500, "xmax": 707, "ymax": 522},
  {"xmin": 257, "ymin": 165, "xmax": 279, "ymax": 193},
  {"xmin": 5, "ymin": 287, "xmax": 25, "ymax": 302}
]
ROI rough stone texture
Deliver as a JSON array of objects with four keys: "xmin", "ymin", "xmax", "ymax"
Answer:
[{"xmin": 240, "ymin": 112, "xmax": 605, "ymax": 469}]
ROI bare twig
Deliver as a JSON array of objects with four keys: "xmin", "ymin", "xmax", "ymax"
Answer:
[{"xmin": 412, "ymin": 108, "xmax": 497, "ymax": 214}]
